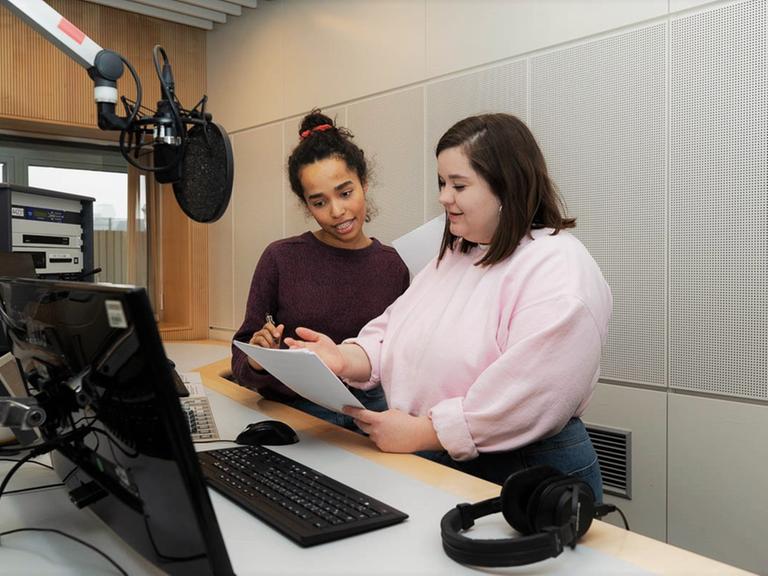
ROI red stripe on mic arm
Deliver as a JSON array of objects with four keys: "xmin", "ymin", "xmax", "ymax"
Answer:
[{"xmin": 58, "ymin": 18, "xmax": 86, "ymax": 45}]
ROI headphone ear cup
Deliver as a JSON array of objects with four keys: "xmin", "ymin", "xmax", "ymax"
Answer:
[
  {"xmin": 568, "ymin": 482, "xmax": 596, "ymax": 539},
  {"xmin": 530, "ymin": 478, "xmax": 597, "ymax": 543},
  {"xmin": 500, "ymin": 465, "xmax": 562, "ymax": 535}
]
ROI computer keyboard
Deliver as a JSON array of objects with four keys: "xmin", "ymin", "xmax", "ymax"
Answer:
[
  {"xmin": 198, "ymin": 445, "xmax": 408, "ymax": 546},
  {"xmin": 182, "ymin": 396, "xmax": 220, "ymax": 441}
]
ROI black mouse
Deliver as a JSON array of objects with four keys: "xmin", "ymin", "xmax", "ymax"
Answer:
[{"xmin": 235, "ymin": 420, "xmax": 299, "ymax": 446}]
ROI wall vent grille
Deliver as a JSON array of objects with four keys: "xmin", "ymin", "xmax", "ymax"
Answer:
[{"xmin": 586, "ymin": 424, "xmax": 632, "ymax": 499}]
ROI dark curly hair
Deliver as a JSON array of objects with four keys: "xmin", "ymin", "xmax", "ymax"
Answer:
[{"xmin": 287, "ymin": 109, "xmax": 373, "ymax": 221}]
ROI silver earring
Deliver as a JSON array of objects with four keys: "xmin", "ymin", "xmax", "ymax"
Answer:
[{"xmin": 498, "ymin": 205, "xmax": 502, "ymax": 214}]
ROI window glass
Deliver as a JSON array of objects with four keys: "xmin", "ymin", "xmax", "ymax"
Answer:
[
  {"xmin": 28, "ymin": 166, "xmax": 131, "ymax": 285},
  {"xmin": 136, "ymin": 175, "xmax": 149, "ymax": 289},
  {"xmin": 28, "ymin": 166, "xmax": 128, "ymax": 231}
]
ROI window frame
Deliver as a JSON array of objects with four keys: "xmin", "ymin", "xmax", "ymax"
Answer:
[
  {"xmin": 0, "ymin": 154, "xmax": 16, "ymax": 183},
  {"xmin": 0, "ymin": 136, "xmax": 150, "ymax": 289}
]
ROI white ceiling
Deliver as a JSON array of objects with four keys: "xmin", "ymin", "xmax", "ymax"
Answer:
[{"xmin": 82, "ymin": 0, "xmax": 259, "ymax": 30}]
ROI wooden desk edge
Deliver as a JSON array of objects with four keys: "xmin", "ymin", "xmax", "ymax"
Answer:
[{"xmin": 194, "ymin": 354, "xmax": 754, "ymax": 576}]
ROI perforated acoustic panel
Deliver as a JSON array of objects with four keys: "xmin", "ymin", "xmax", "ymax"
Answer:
[
  {"xmin": 208, "ymin": 186, "xmax": 234, "ymax": 331},
  {"xmin": 232, "ymin": 123, "xmax": 284, "ymax": 330},
  {"xmin": 531, "ymin": 25, "xmax": 667, "ymax": 388},
  {"xmin": 348, "ymin": 89, "xmax": 425, "ymax": 243},
  {"xmin": 669, "ymin": 0, "xmax": 768, "ymax": 400},
  {"xmin": 425, "ymin": 61, "xmax": 527, "ymax": 219}
]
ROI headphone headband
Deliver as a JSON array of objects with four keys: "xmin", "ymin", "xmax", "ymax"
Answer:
[
  {"xmin": 439, "ymin": 465, "xmax": 596, "ymax": 567},
  {"xmin": 441, "ymin": 501, "xmax": 565, "ymax": 567}
]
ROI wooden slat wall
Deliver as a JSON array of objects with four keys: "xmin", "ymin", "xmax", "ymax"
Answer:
[
  {"xmin": 0, "ymin": 0, "xmax": 209, "ymax": 340},
  {"xmin": 93, "ymin": 229, "xmax": 127, "ymax": 284},
  {"xmin": 0, "ymin": 0, "xmax": 206, "ymax": 133},
  {"xmin": 159, "ymin": 182, "xmax": 209, "ymax": 340}
]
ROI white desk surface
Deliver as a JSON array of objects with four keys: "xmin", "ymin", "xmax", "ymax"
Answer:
[{"xmin": 0, "ymin": 341, "xmax": 754, "ymax": 575}]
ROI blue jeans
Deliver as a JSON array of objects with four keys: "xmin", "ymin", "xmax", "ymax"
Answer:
[
  {"xmin": 418, "ymin": 417, "xmax": 603, "ymax": 502},
  {"xmin": 285, "ymin": 385, "xmax": 388, "ymax": 432}
]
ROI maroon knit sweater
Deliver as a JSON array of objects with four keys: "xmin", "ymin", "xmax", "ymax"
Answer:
[{"xmin": 231, "ymin": 231, "xmax": 410, "ymax": 400}]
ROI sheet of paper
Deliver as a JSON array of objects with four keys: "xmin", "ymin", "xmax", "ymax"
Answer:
[
  {"xmin": 392, "ymin": 213, "xmax": 445, "ymax": 278},
  {"xmin": 233, "ymin": 341, "xmax": 364, "ymax": 413}
]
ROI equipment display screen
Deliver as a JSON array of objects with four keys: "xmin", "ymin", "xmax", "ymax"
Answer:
[{"xmin": 11, "ymin": 205, "xmax": 82, "ymax": 225}]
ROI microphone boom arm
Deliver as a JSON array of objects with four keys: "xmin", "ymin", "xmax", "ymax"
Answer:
[
  {"xmin": 2, "ymin": 0, "xmax": 235, "ymax": 224},
  {"xmin": 3, "ymin": 0, "xmax": 134, "ymax": 131}
]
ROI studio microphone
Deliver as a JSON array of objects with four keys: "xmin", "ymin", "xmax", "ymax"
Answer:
[
  {"xmin": 94, "ymin": 45, "xmax": 233, "ymax": 224},
  {"xmin": 148, "ymin": 47, "xmax": 233, "ymax": 223},
  {"xmin": 151, "ymin": 46, "xmax": 185, "ymax": 185}
]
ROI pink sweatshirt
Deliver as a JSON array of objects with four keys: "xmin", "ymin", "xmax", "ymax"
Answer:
[{"xmin": 347, "ymin": 228, "xmax": 612, "ymax": 461}]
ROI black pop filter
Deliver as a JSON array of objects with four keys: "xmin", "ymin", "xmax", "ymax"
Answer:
[{"xmin": 171, "ymin": 121, "xmax": 233, "ymax": 223}]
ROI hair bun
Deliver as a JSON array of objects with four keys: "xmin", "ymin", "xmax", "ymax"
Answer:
[{"xmin": 299, "ymin": 109, "xmax": 335, "ymax": 137}]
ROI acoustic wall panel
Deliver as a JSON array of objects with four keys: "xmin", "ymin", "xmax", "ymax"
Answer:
[
  {"xmin": 425, "ymin": 0, "xmax": 668, "ymax": 79},
  {"xmin": 280, "ymin": 1, "xmax": 425, "ymax": 121},
  {"xmin": 668, "ymin": 393, "xmax": 768, "ymax": 573},
  {"xmin": 208, "ymin": 184, "xmax": 234, "ymax": 330},
  {"xmin": 531, "ymin": 25, "xmax": 667, "ymax": 388},
  {"xmin": 348, "ymin": 88, "xmax": 425, "ymax": 244},
  {"xmin": 670, "ymin": 0, "xmax": 720, "ymax": 11},
  {"xmin": 282, "ymin": 107, "xmax": 347, "ymax": 239},
  {"xmin": 425, "ymin": 61, "xmax": 528, "ymax": 219},
  {"xmin": 231, "ymin": 123, "xmax": 284, "ymax": 331},
  {"xmin": 669, "ymin": 0, "xmax": 768, "ymax": 400},
  {"xmin": 206, "ymin": 0, "xmax": 285, "ymax": 132},
  {"xmin": 582, "ymin": 383, "xmax": 668, "ymax": 541}
]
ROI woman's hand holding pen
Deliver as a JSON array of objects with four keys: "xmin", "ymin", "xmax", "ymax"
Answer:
[{"xmin": 246, "ymin": 314, "xmax": 284, "ymax": 371}]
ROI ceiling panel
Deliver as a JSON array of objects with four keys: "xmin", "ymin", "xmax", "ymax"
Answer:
[{"xmin": 82, "ymin": 0, "xmax": 260, "ymax": 30}]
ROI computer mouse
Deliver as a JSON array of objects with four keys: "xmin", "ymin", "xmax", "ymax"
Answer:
[{"xmin": 235, "ymin": 420, "xmax": 299, "ymax": 446}]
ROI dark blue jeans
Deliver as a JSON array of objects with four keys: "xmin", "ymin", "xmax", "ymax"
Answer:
[
  {"xmin": 418, "ymin": 417, "xmax": 603, "ymax": 502},
  {"xmin": 285, "ymin": 385, "xmax": 388, "ymax": 431}
]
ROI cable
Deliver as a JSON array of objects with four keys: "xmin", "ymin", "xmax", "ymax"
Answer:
[
  {"xmin": 0, "ymin": 456, "xmax": 74, "ymax": 494},
  {"xmin": 596, "ymin": 503, "xmax": 630, "ymax": 531},
  {"xmin": 0, "ymin": 458, "xmax": 54, "ymax": 471},
  {"xmin": 152, "ymin": 45, "xmax": 185, "ymax": 141},
  {"xmin": 61, "ymin": 465, "xmax": 79, "ymax": 485},
  {"xmin": 613, "ymin": 506, "xmax": 630, "ymax": 531},
  {"xmin": 0, "ymin": 450, "xmax": 40, "ymax": 508},
  {"xmin": 0, "ymin": 528, "xmax": 128, "ymax": 576},
  {"xmin": 0, "ymin": 427, "xmax": 87, "ymax": 457},
  {"xmin": 89, "ymin": 428, "xmax": 139, "ymax": 459},
  {"xmin": 0, "ymin": 427, "xmax": 88, "ymax": 502},
  {"xmin": 4, "ymin": 482, "xmax": 63, "ymax": 495},
  {"xmin": 119, "ymin": 55, "xmax": 142, "ymax": 127}
]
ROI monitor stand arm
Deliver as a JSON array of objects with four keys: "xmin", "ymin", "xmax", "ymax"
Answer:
[{"xmin": 0, "ymin": 398, "xmax": 46, "ymax": 429}]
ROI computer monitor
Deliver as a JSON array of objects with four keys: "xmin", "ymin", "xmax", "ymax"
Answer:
[{"xmin": 0, "ymin": 277, "xmax": 234, "ymax": 575}]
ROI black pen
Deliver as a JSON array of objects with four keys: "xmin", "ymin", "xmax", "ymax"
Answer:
[{"xmin": 265, "ymin": 313, "xmax": 281, "ymax": 347}]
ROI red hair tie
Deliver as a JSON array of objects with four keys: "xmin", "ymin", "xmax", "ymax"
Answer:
[{"xmin": 300, "ymin": 123, "xmax": 333, "ymax": 140}]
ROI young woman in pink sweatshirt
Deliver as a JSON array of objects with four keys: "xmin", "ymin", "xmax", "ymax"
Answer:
[{"xmin": 286, "ymin": 113, "xmax": 612, "ymax": 499}]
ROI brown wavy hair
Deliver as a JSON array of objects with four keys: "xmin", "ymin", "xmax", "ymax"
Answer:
[{"xmin": 435, "ymin": 113, "xmax": 574, "ymax": 267}]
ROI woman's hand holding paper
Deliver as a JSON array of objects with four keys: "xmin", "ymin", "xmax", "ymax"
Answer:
[{"xmin": 285, "ymin": 327, "xmax": 373, "ymax": 382}]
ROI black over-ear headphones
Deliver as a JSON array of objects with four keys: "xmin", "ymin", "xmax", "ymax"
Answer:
[{"xmin": 440, "ymin": 465, "xmax": 598, "ymax": 567}]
